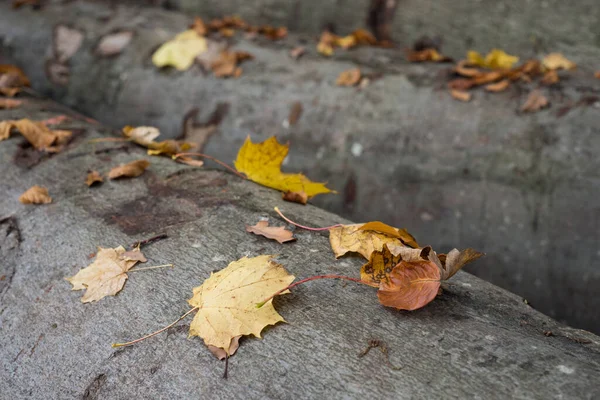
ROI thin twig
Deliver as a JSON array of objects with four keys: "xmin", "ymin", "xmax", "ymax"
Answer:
[
  {"xmin": 130, "ymin": 233, "xmax": 168, "ymax": 249},
  {"xmin": 274, "ymin": 207, "xmax": 343, "ymax": 231},
  {"xmin": 129, "ymin": 264, "xmax": 174, "ymax": 272},
  {"xmin": 173, "ymin": 152, "xmax": 247, "ymax": 180},
  {"xmin": 112, "ymin": 307, "xmax": 198, "ymax": 348}
]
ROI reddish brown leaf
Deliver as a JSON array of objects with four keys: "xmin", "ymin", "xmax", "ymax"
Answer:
[
  {"xmin": 289, "ymin": 46, "xmax": 306, "ymax": 60},
  {"xmin": 377, "ymin": 260, "xmax": 441, "ymax": 311},
  {"xmin": 245, "ymin": 220, "xmax": 295, "ymax": 244},
  {"xmin": 287, "ymin": 102, "xmax": 303, "ymax": 126}
]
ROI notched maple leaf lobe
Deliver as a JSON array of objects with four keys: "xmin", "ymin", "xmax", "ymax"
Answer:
[
  {"xmin": 187, "ymin": 255, "xmax": 295, "ymax": 354},
  {"xmin": 246, "ymin": 220, "xmax": 295, "ymax": 244},
  {"xmin": 66, "ymin": 246, "xmax": 145, "ymax": 303},
  {"xmin": 234, "ymin": 136, "xmax": 334, "ymax": 198},
  {"xmin": 19, "ymin": 185, "xmax": 52, "ymax": 204},
  {"xmin": 377, "ymin": 260, "xmax": 441, "ymax": 311},
  {"xmin": 108, "ymin": 159, "xmax": 150, "ymax": 179}
]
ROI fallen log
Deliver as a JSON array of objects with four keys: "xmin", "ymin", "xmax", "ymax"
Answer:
[
  {"xmin": 1, "ymin": 1, "xmax": 600, "ymax": 334},
  {"xmin": 1, "ymin": 92, "xmax": 600, "ymax": 399}
]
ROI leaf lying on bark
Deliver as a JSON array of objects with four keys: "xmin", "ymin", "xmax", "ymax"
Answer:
[
  {"xmin": 282, "ymin": 190, "xmax": 308, "ymax": 205},
  {"xmin": 234, "ymin": 136, "xmax": 334, "ymax": 199},
  {"xmin": 95, "ymin": 30, "xmax": 134, "ymax": 57},
  {"xmin": 246, "ymin": 220, "xmax": 295, "ymax": 244},
  {"xmin": 377, "ymin": 260, "xmax": 441, "ymax": 311},
  {"xmin": 85, "ymin": 171, "xmax": 104, "ymax": 187},
  {"xmin": 405, "ymin": 48, "xmax": 451, "ymax": 63},
  {"xmin": 188, "ymin": 255, "xmax": 295, "ymax": 356},
  {"xmin": 450, "ymin": 89, "xmax": 471, "ymax": 102},
  {"xmin": 0, "ymin": 98, "xmax": 22, "ymax": 109},
  {"xmin": 336, "ymin": 68, "xmax": 362, "ymax": 87},
  {"xmin": 66, "ymin": 246, "xmax": 145, "ymax": 303},
  {"xmin": 108, "ymin": 159, "xmax": 150, "ymax": 179},
  {"xmin": 0, "ymin": 118, "xmax": 71, "ymax": 151},
  {"xmin": 329, "ymin": 221, "xmax": 418, "ymax": 259},
  {"xmin": 19, "ymin": 185, "xmax": 52, "ymax": 204},
  {"xmin": 0, "ymin": 64, "xmax": 29, "ymax": 96},
  {"xmin": 152, "ymin": 29, "xmax": 208, "ymax": 71},
  {"xmin": 210, "ymin": 50, "xmax": 253, "ymax": 78},
  {"xmin": 317, "ymin": 29, "xmax": 378, "ymax": 56},
  {"xmin": 542, "ymin": 53, "xmax": 576, "ymax": 71},
  {"xmin": 122, "ymin": 125, "xmax": 194, "ymax": 156},
  {"xmin": 520, "ymin": 90, "xmax": 549, "ymax": 113},
  {"xmin": 361, "ymin": 244, "xmax": 431, "ymax": 285},
  {"xmin": 467, "ymin": 49, "xmax": 519, "ymax": 69}
]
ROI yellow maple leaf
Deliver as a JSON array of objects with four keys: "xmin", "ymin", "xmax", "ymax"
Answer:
[
  {"xmin": 188, "ymin": 255, "xmax": 295, "ymax": 354},
  {"xmin": 329, "ymin": 222, "xmax": 419, "ymax": 260},
  {"xmin": 467, "ymin": 49, "xmax": 519, "ymax": 69},
  {"xmin": 66, "ymin": 246, "xmax": 145, "ymax": 303},
  {"xmin": 234, "ymin": 136, "xmax": 335, "ymax": 198},
  {"xmin": 152, "ymin": 29, "xmax": 208, "ymax": 71}
]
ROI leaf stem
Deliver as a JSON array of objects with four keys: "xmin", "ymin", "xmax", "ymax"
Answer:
[
  {"xmin": 130, "ymin": 233, "xmax": 168, "ymax": 249},
  {"xmin": 274, "ymin": 207, "xmax": 343, "ymax": 231},
  {"xmin": 173, "ymin": 152, "xmax": 247, "ymax": 180},
  {"xmin": 128, "ymin": 264, "xmax": 174, "ymax": 272},
  {"xmin": 88, "ymin": 137, "xmax": 132, "ymax": 144},
  {"xmin": 257, "ymin": 274, "xmax": 377, "ymax": 308},
  {"xmin": 111, "ymin": 307, "xmax": 199, "ymax": 348}
]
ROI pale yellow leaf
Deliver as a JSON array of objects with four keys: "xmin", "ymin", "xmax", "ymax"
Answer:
[{"xmin": 152, "ymin": 29, "xmax": 208, "ymax": 71}]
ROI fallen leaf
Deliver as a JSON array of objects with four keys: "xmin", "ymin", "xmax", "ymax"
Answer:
[
  {"xmin": 191, "ymin": 16, "xmax": 208, "ymax": 36},
  {"xmin": 336, "ymin": 68, "xmax": 361, "ymax": 87},
  {"xmin": 405, "ymin": 48, "xmax": 451, "ymax": 63},
  {"xmin": 211, "ymin": 50, "xmax": 253, "ymax": 78},
  {"xmin": 450, "ymin": 89, "xmax": 472, "ymax": 102},
  {"xmin": 95, "ymin": 30, "xmax": 134, "ymax": 57},
  {"xmin": 246, "ymin": 220, "xmax": 295, "ymax": 244},
  {"xmin": 289, "ymin": 46, "xmax": 306, "ymax": 60},
  {"xmin": 0, "ymin": 64, "xmax": 30, "ymax": 88},
  {"xmin": 287, "ymin": 102, "xmax": 303, "ymax": 126},
  {"xmin": 85, "ymin": 171, "xmax": 103, "ymax": 187},
  {"xmin": 108, "ymin": 159, "xmax": 150, "ymax": 179},
  {"xmin": 358, "ymin": 221, "xmax": 419, "ymax": 247},
  {"xmin": 317, "ymin": 31, "xmax": 337, "ymax": 56},
  {"xmin": 234, "ymin": 136, "xmax": 334, "ymax": 198},
  {"xmin": 195, "ymin": 39, "xmax": 228, "ymax": 70},
  {"xmin": 437, "ymin": 248, "xmax": 484, "ymax": 280},
  {"xmin": 0, "ymin": 98, "xmax": 22, "ymax": 109},
  {"xmin": 361, "ymin": 244, "xmax": 431, "ymax": 285},
  {"xmin": 453, "ymin": 62, "xmax": 481, "ymax": 77},
  {"xmin": 188, "ymin": 255, "xmax": 295, "ymax": 355},
  {"xmin": 19, "ymin": 185, "xmax": 52, "ymax": 204},
  {"xmin": 467, "ymin": 49, "xmax": 519, "ymax": 69},
  {"xmin": 351, "ymin": 29, "xmax": 377, "ymax": 45},
  {"xmin": 54, "ymin": 25, "xmax": 84, "ymax": 63},
  {"xmin": 0, "ymin": 119, "xmax": 72, "ymax": 151},
  {"xmin": 219, "ymin": 27, "xmax": 235, "ymax": 37},
  {"xmin": 259, "ymin": 26, "xmax": 287, "ymax": 40},
  {"xmin": 595, "ymin": 71, "xmax": 600, "ymax": 79},
  {"xmin": 377, "ymin": 260, "xmax": 441, "ymax": 311},
  {"xmin": 12, "ymin": 0, "xmax": 41, "ymax": 8},
  {"xmin": 484, "ymin": 79, "xmax": 510, "ymax": 92},
  {"xmin": 329, "ymin": 222, "xmax": 418, "ymax": 259},
  {"xmin": 152, "ymin": 29, "xmax": 208, "ymax": 71},
  {"xmin": 282, "ymin": 190, "xmax": 307, "ymax": 205},
  {"xmin": 45, "ymin": 60, "xmax": 70, "ymax": 86},
  {"xmin": 542, "ymin": 53, "xmax": 576, "ymax": 71},
  {"xmin": 120, "ymin": 248, "xmax": 148, "ymax": 263},
  {"xmin": 521, "ymin": 90, "xmax": 549, "ymax": 112},
  {"xmin": 66, "ymin": 246, "xmax": 144, "ymax": 302},
  {"xmin": 175, "ymin": 156, "xmax": 204, "ymax": 167},
  {"xmin": 0, "ymin": 88, "xmax": 21, "ymax": 97},
  {"xmin": 336, "ymin": 35, "xmax": 357, "ymax": 49},
  {"xmin": 122, "ymin": 125, "xmax": 193, "ymax": 156},
  {"xmin": 541, "ymin": 70, "xmax": 559, "ymax": 85}
]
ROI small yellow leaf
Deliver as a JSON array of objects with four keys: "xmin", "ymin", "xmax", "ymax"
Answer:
[
  {"xmin": 234, "ymin": 136, "xmax": 334, "ymax": 198},
  {"xmin": 467, "ymin": 49, "xmax": 519, "ymax": 69},
  {"xmin": 329, "ymin": 222, "xmax": 418, "ymax": 259},
  {"xmin": 542, "ymin": 53, "xmax": 576, "ymax": 71},
  {"xmin": 152, "ymin": 29, "xmax": 208, "ymax": 71},
  {"xmin": 188, "ymin": 255, "xmax": 295, "ymax": 354},
  {"xmin": 66, "ymin": 246, "xmax": 145, "ymax": 303}
]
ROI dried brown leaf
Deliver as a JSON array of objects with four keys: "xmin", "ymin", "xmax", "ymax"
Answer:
[
  {"xmin": 19, "ymin": 185, "xmax": 52, "ymax": 204},
  {"xmin": 108, "ymin": 159, "xmax": 150, "ymax": 179},
  {"xmin": 191, "ymin": 16, "xmax": 208, "ymax": 36},
  {"xmin": 0, "ymin": 98, "xmax": 22, "ymax": 109},
  {"xmin": 521, "ymin": 90, "xmax": 549, "ymax": 112},
  {"xmin": 405, "ymin": 48, "xmax": 451, "ymax": 63},
  {"xmin": 361, "ymin": 244, "xmax": 431, "ymax": 286},
  {"xmin": 287, "ymin": 102, "xmax": 303, "ymax": 126},
  {"xmin": 85, "ymin": 171, "xmax": 103, "ymax": 187},
  {"xmin": 336, "ymin": 68, "xmax": 361, "ymax": 87},
  {"xmin": 175, "ymin": 156, "xmax": 205, "ymax": 167},
  {"xmin": 377, "ymin": 260, "xmax": 441, "ymax": 311},
  {"xmin": 246, "ymin": 220, "xmax": 295, "ymax": 244},
  {"xmin": 282, "ymin": 190, "xmax": 308, "ymax": 205},
  {"xmin": 0, "ymin": 118, "xmax": 72, "ymax": 150},
  {"xmin": 541, "ymin": 70, "xmax": 559, "ymax": 85},
  {"xmin": 0, "ymin": 64, "xmax": 30, "ymax": 88},
  {"xmin": 542, "ymin": 53, "xmax": 576, "ymax": 71},
  {"xmin": 208, "ymin": 336, "xmax": 241, "ymax": 360},
  {"xmin": 484, "ymin": 79, "xmax": 510, "ymax": 92},
  {"xmin": 289, "ymin": 46, "xmax": 306, "ymax": 60},
  {"xmin": 437, "ymin": 248, "xmax": 484, "ymax": 280},
  {"xmin": 450, "ymin": 89, "xmax": 471, "ymax": 102}
]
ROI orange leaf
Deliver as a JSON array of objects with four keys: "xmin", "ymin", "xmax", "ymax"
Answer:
[
  {"xmin": 246, "ymin": 221, "xmax": 295, "ymax": 244},
  {"xmin": 336, "ymin": 68, "xmax": 361, "ymax": 86},
  {"xmin": 19, "ymin": 185, "xmax": 52, "ymax": 204},
  {"xmin": 85, "ymin": 171, "xmax": 104, "ymax": 187},
  {"xmin": 108, "ymin": 159, "xmax": 150, "ymax": 179},
  {"xmin": 450, "ymin": 89, "xmax": 471, "ymax": 102},
  {"xmin": 358, "ymin": 221, "xmax": 418, "ymax": 248},
  {"xmin": 484, "ymin": 79, "xmax": 510, "ymax": 92},
  {"xmin": 377, "ymin": 260, "xmax": 441, "ymax": 311}
]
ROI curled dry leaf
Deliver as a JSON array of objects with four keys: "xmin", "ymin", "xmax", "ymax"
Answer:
[
  {"xmin": 0, "ymin": 98, "xmax": 22, "ymax": 109},
  {"xmin": 405, "ymin": 48, "xmax": 451, "ymax": 63},
  {"xmin": 54, "ymin": 25, "xmax": 84, "ymax": 63},
  {"xmin": 65, "ymin": 246, "xmax": 145, "ymax": 302},
  {"xmin": 467, "ymin": 49, "xmax": 519, "ymax": 70},
  {"xmin": 336, "ymin": 68, "xmax": 361, "ymax": 87},
  {"xmin": 188, "ymin": 255, "xmax": 295, "ymax": 355},
  {"xmin": 484, "ymin": 79, "xmax": 510, "ymax": 92},
  {"xmin": 152, "ymin": 30, "xmax": 208, "ymax": 71},
  {"xmin": 521, "ymin": 90, "xmax": 549, "ymax": 113},
  {"xmin": 329, "ymin": 222, "xmax": 418, "ymax": 260},
  {"xmin": 437, "ymin": 248, "xmax": 484, "ymax": 280},
  {"xmin": 0, "ymin": 64, "xmax": 30, "ymax": 88},
  {"xmin": 175, "ymin": 156, "xmax": 204, "ymax": 167},
  {"xmin": 450, "ymin": 89, "xmax": 472, "ymax": 102},
  {"xmin": 246, "ymin": 220, "xmax": 295, "ymax": 244},
  {"xmin": 85, "ymin": 171, "xmax": 103, "ymax": 187},
  {"xmin": 234, "ymin": 136, "xmax": 334, "ymax": 198},
  {"xmin": 361, "ymin": 244, "xmax": 431, "ymax": 286},
  {"xmin": 208, "ymin": 336, "xmax": 241, "ymax": 360},
  {"xmin": 191, "ymin": 16, "xmax": 208, "ymax": 36},
  {"xmin": 289, "ymin": 46, "xmax": 306, "ymax": 60},
  {"xmin": 541, "ymin": 70, "xmax": 559, "ymax": 85},
  {"xmin": 211, "ymin": 50, "xmax": 253, "ymax": 78},
  {"xmin": 108, "ymin": 159, "xmax": 150, "ymax": 179},
  {"xmin": 19, "ymin": 185, "xmax": 52, "ymax": 204},
  {"xmin": 45, "ymin": 60, "xmax": 70, "ymax": 86},
  {"xmin": 122, "ymin": 125, "xmax": 193, "ymax": 156},
  {"xmin": 0, "ymin": 118, "xmax": 72, "ymax": 151},
  {"xmin": 542, "ymin": 53, "xmax": 576, "ymax": 71},
  {"xmin": 377, "ymin": 260, "xmax": 441, "ymax": 311},
  {"xmin": 282, "ymin": 190, "xmax": 308, "ymax": 205},
  {"xmin": 95, "ymin": 30, "xmax": 134, "ymax": 57}
]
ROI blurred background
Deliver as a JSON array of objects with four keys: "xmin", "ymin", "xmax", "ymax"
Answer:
[{"xmin": 1, "ymin": 0, "xmax": 599, "ymax": 333}]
